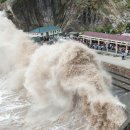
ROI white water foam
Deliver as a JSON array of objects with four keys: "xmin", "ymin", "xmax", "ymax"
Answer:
[{"xmin": 0, "ymin": 11, "xmax": 127, "ymax": 130}]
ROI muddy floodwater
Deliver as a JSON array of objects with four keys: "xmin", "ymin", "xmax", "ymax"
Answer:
[
  {"xmin": 0, "ymin": 11, "xmax": 127, "ymax": 130},
  {"xmin": 0, "ymin": 76, "xmax": 29, "ymax": 129}
]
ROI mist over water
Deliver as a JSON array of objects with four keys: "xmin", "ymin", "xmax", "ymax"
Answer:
[{"xmin": 0, "ymin": 11, "xmax": 127, "ymax": 130}]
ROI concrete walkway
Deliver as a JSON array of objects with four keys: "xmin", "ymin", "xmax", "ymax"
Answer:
[{"xmin": 97, "ymin": 54, "xmax": 130, "ymax": 69}]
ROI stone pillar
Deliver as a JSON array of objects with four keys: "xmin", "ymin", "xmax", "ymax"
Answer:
[
  {"xmin": 90, "ymin": 38, "xmax": 92, "ymax": 47},
  {"xmin": 98, "ymin": 39, "xmax": 100, "ymax": 45},
  {"xmin": 126, "ymin": 44, "xmax": 128, "ymax": 55},
  {"xmin": 115, "ymin": 42, "xmax": 118, "ymax": 54},
  {"xmin": 83, "ymin": 36, "xmax": 85, "ymax": 43},
  {"xmin": 86, "ymin": 38, "xmax": 89, "ymax": 46},
  {"xmin": 105, "ymin": 41, "xmax": 108, "ymax": 52},
  {"xmin": 126, "ymin": 45, "xmax": 128, "ymax": 51}
]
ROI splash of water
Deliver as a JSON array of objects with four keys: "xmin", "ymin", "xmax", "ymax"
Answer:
[{"xmin": 0, "ymin": 11, "xmax": 127, "ymax": 130}]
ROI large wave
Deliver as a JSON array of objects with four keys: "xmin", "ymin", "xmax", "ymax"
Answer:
[{"xmin": 0, "ymin": 11, "xmax": 126, "ymax": 130}]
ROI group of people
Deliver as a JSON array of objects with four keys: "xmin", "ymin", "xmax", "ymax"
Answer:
[
  {"xmin": 90, "ymin": 43, "xmax": 116, "ymax": 52},
  {"xmin": 85, "ymin": 42, "xmax": 130, "ymax": 60},
  {"xmin": 72, "ymin": 37, "xmax": 130, "ymax": 60}
]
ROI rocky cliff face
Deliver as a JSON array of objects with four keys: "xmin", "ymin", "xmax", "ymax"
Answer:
[
  {"xmin": 1, "ymin": 0, "xmax": 130, "ymax": 32},
  {"xmin": 3, "ymin": 0, "xmax": 73, "ymax": 31}
]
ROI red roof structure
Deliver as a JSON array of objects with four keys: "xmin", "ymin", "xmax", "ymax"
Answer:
[{"xmin": 84, "ymin": 32, "xmax": 130, "ymax": 43}]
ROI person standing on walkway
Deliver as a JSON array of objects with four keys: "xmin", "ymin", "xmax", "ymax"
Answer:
[{"xmin": 121, "ymin": 49, "xmax": 126, "ymax": 60}]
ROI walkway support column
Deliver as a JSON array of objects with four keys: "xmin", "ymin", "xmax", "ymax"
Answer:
[
  {"xmin": 105, "ymin": 41, "xmax": 108, "ymax": 52},
  {"xmin": 83, "ymin": 36, "xmax": 85, "ymax": 43},
  {"xmin": 116, "ymin": 42, "xmax": 118, "ymax": 54},
  {"xmin": 126, "ymin": 44, "xmax": 128, "ymax": 55},
  {"xmin": 126, "ymin": 44, "xmax": 128, "ymax": 51},
  {"xmin": 98, "ymin": 39, "xmax": 100, "ymax": 45},
  {"xmin": 90, "ymin": 38, "xmax": 92, "ymax": 47}
]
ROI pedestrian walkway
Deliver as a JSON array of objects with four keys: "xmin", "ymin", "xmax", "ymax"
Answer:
[{"xmin": 97, "ymin": 54, "xmax": 130, "ymax": 69}]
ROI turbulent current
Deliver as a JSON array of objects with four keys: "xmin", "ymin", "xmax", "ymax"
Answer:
[{"xmin": 0, "ymin": 11, "xmax": 127, "ymax": 130}]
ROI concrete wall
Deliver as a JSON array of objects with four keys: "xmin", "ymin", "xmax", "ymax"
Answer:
[{"xmin": 102, "ymin": 61, "xmax": 130, "ymax": 130}]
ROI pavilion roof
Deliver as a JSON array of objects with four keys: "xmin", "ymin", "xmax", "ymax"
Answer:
[
  {"xmin": 30, "ymin": 25, "xmax": 61, "ymax": 33},
  {"xmin": 84, "ymin": 32, "xmax": 130, "ymax": 43}
]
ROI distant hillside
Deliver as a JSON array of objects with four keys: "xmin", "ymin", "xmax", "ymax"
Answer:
[{"xmin": 1, "ymin": 0, "xmax": 130, "ymax": 33}]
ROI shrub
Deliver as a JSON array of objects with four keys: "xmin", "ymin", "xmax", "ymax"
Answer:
[
  {"xmin": 128, "ymin": 0, "xmax": 130, "ymax": 7},
  {"xmin": 0, "ymin": 0, "xmax": 7, "ymax": 3}
]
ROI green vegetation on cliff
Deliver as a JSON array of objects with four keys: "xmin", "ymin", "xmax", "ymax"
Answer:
[
  {"xmin": 95, "ymin": 22, "xmax": 127, "ymax": 34},
  {"xmin": 128, "ymin": 0, "xmax": 130, "ymax": 7},
  {"xmin": 2, "ymin": 0, "xmax": 130, "ymax": 33},
  {"xmin": 95, "ymin": 24, "xmax": 112, "ymax": 33},
  {"xmin": 0, "ymin": 0, "xmax": 6, "ymax": 3}
]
